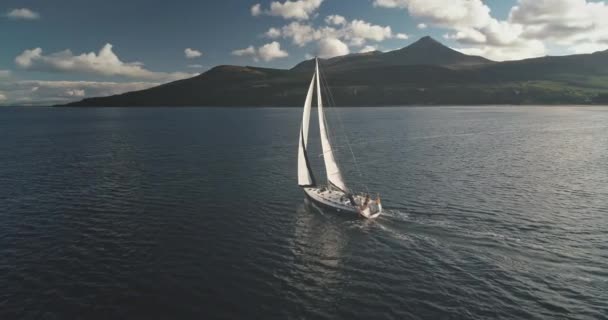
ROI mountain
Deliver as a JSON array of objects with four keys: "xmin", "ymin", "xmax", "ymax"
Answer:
[
  {"xmin": 290, "ymin": 36, "xmax": 492, "ymax": 72},
  {"xmin": 383, "ymin": 36, "xmax": 492, "ymax": 67},
  {"xmin": 61, "ymin": 36, "xmax": 608, "ymax": 107}
]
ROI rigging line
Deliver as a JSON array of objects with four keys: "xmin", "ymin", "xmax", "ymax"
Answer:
[
  {"xmin": 316, "ymin": 65, "xmax": 339, "ymax": 158},
  {"xmin": 318, "ymin": 61, "xmax": 369, "ymax": 194},
  {"xmin": 317, "ymin": 63, "xmax": 347, "ymax": 177},
  {"xmin": 318, "ymin": 67, "xmax": 356, "ymax": 153},
  {"xmin": 317, "ymin": 63, "xmax": 343, "ymax": 146}
]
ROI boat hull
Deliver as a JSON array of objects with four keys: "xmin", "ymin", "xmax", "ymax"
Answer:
[{"xmin": 303, "ymin": 187, "xmax": 382, "ymax": 219}]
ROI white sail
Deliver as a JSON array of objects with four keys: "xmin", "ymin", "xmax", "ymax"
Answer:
[
  {"xmin": 315, "ymin": 59, "xmax": 349, "ymax": 192},
  {"xmin": 297, "ymin": 72, "xmax": 316, "ymax": 186}
]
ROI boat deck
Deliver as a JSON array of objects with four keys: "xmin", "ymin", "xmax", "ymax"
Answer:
[{"xmin": 304, "ymin": 187, "xmax": 367, "ymax": 214}]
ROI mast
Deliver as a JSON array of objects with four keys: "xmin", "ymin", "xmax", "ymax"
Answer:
[
  {"xmin": 315, "ymin": 58, "xmax": 349, "ymax": 193},
  {"xmin": 297, "ymin": 71, "xmax": 316, "ymax": 187}
]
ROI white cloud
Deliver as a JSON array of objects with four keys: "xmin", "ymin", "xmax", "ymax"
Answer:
[
  {"xmin": 15, "ymin": 48, "xmax": 41, "ymax": 68},
  {"xmin": 184, "ymin": 48, "xmax": 202, "ymax": 58},
  {"xmin": 0, "ymin": 70, "xmax": 10, "ymax": 78},
  {"xmin": 570, "ymin": 42, "xmax": 608, "ymax": 54},
  {"xmin": 188, "ymin": 64, "xmax": 204, "ymax": 68},
  {"xmin": 252, "ymin": 0, "xmax": 323, "ymax": 20},
  {"xmin": 6, "ymin": 8, "xmax": 39, "ymax": 20},
  {"xmin": 66, "ymin": 89, "xmax": 85, "ymax": 97},
  {"xmin": 346, "ymin": 19, "xmax": 394, "ymax": 43},
  {"xmin": 258, "ymin": 41, "xmax": 289, "ymax": 61},
  {"xmin": 0, "ymin": 80, "xmax": 161, "ymax": 106},
  {"xmin": 265, "ymin": 27, "xmax": 282, "ymax": 38},
  {"xmin": 373, "ymin": 0, "xmax": 544, "ymax": 61},
  {"xmin": 267, "ymin": 16, "xmax": 405, "ymax": 50},
  {"xmin": 373, "ymin": 0, "xmax": 492, "ymax": 28},
  {"xmin": 251, "ymin": 3, "xmax": 262, "ymax": 16},
  {"xmin": 510, "ymin": 0, "xmax": 596, "ymax": 37},
  {"xmin": 417, "ymin": 23, "xmax": 427, "ymax": 29},
  {"xmin": 317, "ymin": 38, "xmax": 350, "ymax": 58},
  {"xmin": 232, "ymin": 46, "xmax": 257, "ymax": 57},
  {"xmin": 21, "ymin": 80, "xmax": 158, "ymax": 92},
  {"xmin": 374, "ymin": 0, "xmax": 608, "ymax": 60},
  {"xmin": 0, "ymin": 93, "xmax": 6, "ymax": 101},
  {"xmin": 510, "ymin": 0, "xmax": 608, "ymax": 48},
  {"xmin": 325, "ymin": 14, "xmax": 346, "ymax": 26},
  {"xmin": 273, "ymin": 22, "xmax": 319, "ymax": 46},
  {"xmin": 359, "ymin": 45, "xmax": 378, "ymax": 53},
  {"xmin": 455, "ymin": 39, "xmax": 546, "ymax": 61},
  {"xmin": 232, "ymin": 42, "xmax": 289, "ymax": 61},
  {"xmin": 15, "ymin": 44, "xmax": 195, "ymax": 81}
]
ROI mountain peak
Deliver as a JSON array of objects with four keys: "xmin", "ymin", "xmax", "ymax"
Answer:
[
  {"xmin": 378, "ymin": 35, "xmax": 492, "ymax": 67},
  {"xmin": 407, "ymin": 36, "xmax": 447, "ymax": 50},
  {"xmin": 419, "ymin": 35, "xmax": 439, "ymax": 42}
]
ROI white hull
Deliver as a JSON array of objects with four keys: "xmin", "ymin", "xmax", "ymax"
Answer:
[{"xmin": 304, "ymin": 187, "xmax": 382, "ymax": 219}]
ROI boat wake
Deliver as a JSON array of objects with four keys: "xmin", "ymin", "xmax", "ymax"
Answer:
[{"xmin": 379, "ymin": 208, "xmax": 410, "ymax": 221}]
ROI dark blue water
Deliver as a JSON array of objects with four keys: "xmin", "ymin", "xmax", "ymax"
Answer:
[{"xmin": 1, "ymin": 106, "xmax": 607, "ymax": 319}]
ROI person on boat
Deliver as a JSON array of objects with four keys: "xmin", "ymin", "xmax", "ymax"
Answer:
[
  {"xmin": 358, "ymin": 194, "xmax": 371, "ymax": 212},
  {"xmin": 348, "ymin": 194, "xmax": 357, "ymax": 206}
]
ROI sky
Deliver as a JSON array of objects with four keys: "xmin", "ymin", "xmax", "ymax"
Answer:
[{"xmin": 1, "ymin": 0, "xmax": 608, "ymax": 106}]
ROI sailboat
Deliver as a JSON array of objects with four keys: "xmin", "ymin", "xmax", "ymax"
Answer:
[{"xmin": 298, "ymin": 58, "xmax": 382, "ymax": 219}]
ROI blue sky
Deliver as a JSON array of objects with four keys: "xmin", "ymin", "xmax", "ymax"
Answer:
[{"xmin": 1, "ymin": 0, "xmax": 608, "ymax": 105}]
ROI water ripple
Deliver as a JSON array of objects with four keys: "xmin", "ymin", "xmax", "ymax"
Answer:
[{"xmin": 1, "ymin": 106, "xmax": 607, "ymax": 319}]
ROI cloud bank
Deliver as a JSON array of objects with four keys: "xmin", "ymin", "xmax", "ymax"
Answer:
[
  {"xmin": 6, "ymin": 8, "xmax": 39, "ymax": 20},
  {"xmin": 373, "ymin": 0, "xmax": 608, "ymax": 60},
  {"xmin": 264, "ymin": 15, "xmax": 408, "ymax": 58},
  {"xmin": 15, "ymin": 44, "xmax": 195, "ymax": 81},
  {"xmin": 0, "ymin": 80, "xmax": 161, "ymax": 106},
  {"xmin": 232, "ymin": 42, "xmax": 289, "ymax": 62},
  {"xmin": 252, "ymin": 0, "xmax": 324, "ymax": 20},
  {"xmin": 184, "ymin": 48, "xmax": 202, "ymax": 58}
]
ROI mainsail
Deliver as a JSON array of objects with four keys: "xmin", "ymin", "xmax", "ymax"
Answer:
[
  {"xmin": 297, "ymin": 71, "xmax": 316, "ymax": 187},
  {"xmin": 315, "ymin": 59, "xmax": 349, "ymax": 193}
]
